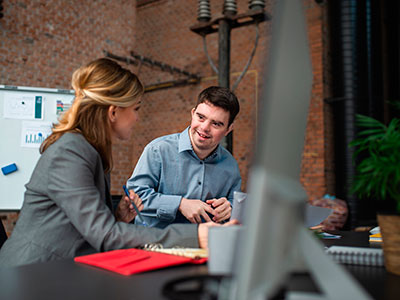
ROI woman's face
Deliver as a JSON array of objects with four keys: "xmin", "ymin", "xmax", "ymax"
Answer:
[{"xmin": 109, "ymin": 101, "xmax": 141, "ymax": 141}]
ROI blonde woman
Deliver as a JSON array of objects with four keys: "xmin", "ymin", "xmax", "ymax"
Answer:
[{"xmin": 0, "ymin": 58, "xmax": 234, "ymax": 267}]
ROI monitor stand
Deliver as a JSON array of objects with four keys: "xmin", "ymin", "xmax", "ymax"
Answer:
[{"xmin": 285, "ymin": 227, "xmax": 372, "ymax": 300}]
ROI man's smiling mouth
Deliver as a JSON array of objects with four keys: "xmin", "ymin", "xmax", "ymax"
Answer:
[{"xmin": 197, "ymin": 131, "xmax": 210, "ymax": 139}]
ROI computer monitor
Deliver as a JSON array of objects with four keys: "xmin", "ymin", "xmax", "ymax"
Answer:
[
  {"xmin": 227, "ymin": 0, "xmax": 311, "ymax": 298},
  {"xmin": 224, "ymin": 1, "xmax": 372, "ymax": 299}
]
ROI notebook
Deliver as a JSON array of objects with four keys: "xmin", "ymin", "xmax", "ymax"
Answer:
[
  {"xmin": 140, "ymin": 243, "xmax": 208, "ymax": 259},
  {"xmin": 326, "ymin": 246, "xmax": 384, "ymax": 267},
  {"xmin": 74, "ymin": 248, "xmax": 207, "ymax": 276},
  {"xmin": 143, "ymin": 247, "xmax": 208, "ymax": 259}
]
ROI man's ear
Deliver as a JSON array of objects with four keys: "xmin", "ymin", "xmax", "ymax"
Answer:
[
  {"xmin": 225, "ymin": 122, "xmax": 234, "ymax": 136},
  {"xmin": 190, "ymin": 107, "xmax": 196, "ymax": 119},
  {"xmin": 108, "ymin": 105, "xmax": 117, "ymax": 122}
]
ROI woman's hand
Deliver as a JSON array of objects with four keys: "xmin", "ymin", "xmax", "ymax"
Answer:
[
  {"xmin": 115, "ymin": 190, "xmax": 143, "ymax": 223},
  {"xmin": 197, "ymin": 219, "xmax": 240, "ymax": 249}
]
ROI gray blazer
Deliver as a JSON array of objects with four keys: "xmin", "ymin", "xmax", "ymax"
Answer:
[{"xmin": 0, "ymin": 133, "xmax": 198, "ymax": 267}]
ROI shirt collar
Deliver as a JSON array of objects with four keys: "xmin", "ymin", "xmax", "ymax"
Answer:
[
  {"xmin": 178, "ymin": 127, "xmax": 222, "ymax": 161},
  {"xmin": 178, "ymin": 127, "xmax": 193, "ymax": 153}
]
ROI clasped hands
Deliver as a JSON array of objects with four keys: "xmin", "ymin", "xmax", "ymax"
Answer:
[
  {"xmin": 115, "ymin": 192, "xmax": 232, "ymax": 225},
  {"xmin": 115, "ymin": 192, "xmax": 237, "ymax": 249},
  {"xmin": 178, "ymin": 197, "xmax": 232, "ymax": 224}
]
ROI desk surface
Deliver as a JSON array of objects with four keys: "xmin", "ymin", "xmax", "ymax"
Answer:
[
  {"xmin": 0, "ymin": 259, "xmax": 209, "ymax": 300},
  {"xmin": 0, "ymin": 232, "xmax": 399, "ymax": 300}
]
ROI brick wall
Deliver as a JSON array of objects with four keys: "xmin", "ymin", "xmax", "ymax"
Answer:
[
  {"xmin": 301, "ymin": 0, "xmax": 330, "ymax": 200},
  {"xmin": 0, "ymin": 0, "xmax": 139, "ymax": 235},
  {"xmin": 0, "ymin": 0, "xmax": 332, "ymax": 235}
]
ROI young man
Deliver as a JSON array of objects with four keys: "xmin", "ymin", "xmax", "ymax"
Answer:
[{"xmin": 127, "ymin": 86, "xmax": 242, "ymax": 228}]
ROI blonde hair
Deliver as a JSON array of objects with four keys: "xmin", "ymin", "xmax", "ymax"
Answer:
[{"xmin": 40, "ymin": 58, "xmax": 144, "ymax": 172}]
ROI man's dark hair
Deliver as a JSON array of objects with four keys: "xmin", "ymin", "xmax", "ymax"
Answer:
[{"xmin": 196, "ymin": 86, "xmax": 240, "ymax": 126}]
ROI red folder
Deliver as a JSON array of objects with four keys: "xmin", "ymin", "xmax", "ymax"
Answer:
[{"xmin": 74, "ymin": 248, "xmax": 207, "ymax": 276}]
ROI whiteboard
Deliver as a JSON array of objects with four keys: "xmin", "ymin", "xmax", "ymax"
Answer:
[{"xmin": 0, "ymin": 85, "xmax": 74, "ymax": 210}]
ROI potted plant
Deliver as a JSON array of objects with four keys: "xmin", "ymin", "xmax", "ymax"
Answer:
[{"xmin": 350, "ymin": 112, "xmax": 400, "ymax": 275}]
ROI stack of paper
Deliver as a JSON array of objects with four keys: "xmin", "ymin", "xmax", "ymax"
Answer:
[
  {"xmin": 369, "ymin": 233, "xmax": 382, "ymax": 243},
  {"xmin": 369, "ymin": 226, "xmax": 382, "ymax": 243}
]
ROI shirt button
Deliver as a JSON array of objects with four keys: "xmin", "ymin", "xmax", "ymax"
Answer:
[
  {"xmin": 198, "ymin": 181, "xmax": 201, "ymax": 185},
  {"xmin": 200, "ymin": 161, "xmax": 203, "ymax": 164}
]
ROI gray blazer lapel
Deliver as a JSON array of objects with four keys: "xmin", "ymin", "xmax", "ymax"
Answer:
[{"xmin": 104, "ymin": 172, "xmax": 113, "ymax": 212}]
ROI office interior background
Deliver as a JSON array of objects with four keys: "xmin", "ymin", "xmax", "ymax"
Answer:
[{"xmin": 1, "ymin": 0, "xmax": 399, "ymax": 234}]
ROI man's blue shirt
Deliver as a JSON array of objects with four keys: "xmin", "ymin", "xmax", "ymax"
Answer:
[{"xmin": 127, "ymin": 127, "xmax": 242, "ymax": 228}]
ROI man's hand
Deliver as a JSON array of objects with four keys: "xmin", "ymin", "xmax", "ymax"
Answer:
[
  {"xmin": 179, "ymin": 198, "xmax": 215, "ymax": 224},
  {"xmin": 206, "ymin": 197, "xmax": 231, "ymax": 223},
  {"xmin": 115, "ymin": 190, "xmax": 144, "ymax": 223},
  {"xmin": 198, "ymin": 219, "xmax": 240, "ymax": 249}
]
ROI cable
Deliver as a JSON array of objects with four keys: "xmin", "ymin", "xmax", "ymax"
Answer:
[
  {"xmin": 202, "ymin": 35, "xmax": 219, "ymax": 75},
  {"xmin": 232, "ymin": 23, "xmax": 260, "ymax": 92}
]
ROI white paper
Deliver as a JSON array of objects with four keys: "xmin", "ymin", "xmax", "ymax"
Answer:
[
  {"xmin": 305, "ymin": 204, "xmax": 333, "ymax": 227},
  {"xmin": 3, "ymin": 92, "xmax": 43, "ymax": 120},
  {"xmin": 369, "ymin": 226, "xmax": 380, "ymax": 235},
  {"xmin": 20, "ymin": 121, "xmax": 52, "ymax": 148}
]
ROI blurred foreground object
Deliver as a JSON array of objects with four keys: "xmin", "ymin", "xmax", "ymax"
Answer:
[{"xmin": 310, "ymin": 194, "xmax": 348, "ymax": 230}]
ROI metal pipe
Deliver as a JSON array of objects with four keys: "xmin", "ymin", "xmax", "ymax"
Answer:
[
  {"xmin": 218, "ymin": 18, "xmax": 232, "ymax": 151},
  {"xmin": 218, "ymin": 19, "xmax": 231, "ymax": 89}
]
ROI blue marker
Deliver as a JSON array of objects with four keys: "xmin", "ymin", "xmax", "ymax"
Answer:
[{"xmin": 122, "ymin": 185, "xmax": 147, "ymax": 227}]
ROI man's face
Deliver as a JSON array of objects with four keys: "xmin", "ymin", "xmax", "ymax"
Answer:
[{"xmin": 189, "ymin": 101, "xmax": 233, "ymax": 159}]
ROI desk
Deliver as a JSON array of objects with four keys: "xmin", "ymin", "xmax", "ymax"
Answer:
[
  {"xmin": 0, "ymin": 259, "xmax": 209, "ymax": 300},
  {"xmin": 0, "ymin": 232, "xmax": 399, "ymax": 300}
]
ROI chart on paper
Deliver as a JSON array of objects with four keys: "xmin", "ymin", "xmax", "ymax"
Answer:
[{"xmin": 20, "ymin": 121, "xmax": 52, "ymax": 148}]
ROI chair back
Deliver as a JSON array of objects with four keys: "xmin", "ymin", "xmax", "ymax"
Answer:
[{"xmin": 0, "ymin": 220, "xmax": 7, "ymax": 249}]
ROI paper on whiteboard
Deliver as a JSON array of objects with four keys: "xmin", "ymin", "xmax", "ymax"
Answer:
[
  {"xmin": 56, "ymin": 97, "xmax": 74, "ymax": 116},
  {"xmin": 20, "ymin": 121, "xmax": 52, "ymax": 148},
  {"xmin": 305, "ymin": 204, "xmax": 333, "ymax": 227},
  {"xmin": 3, "ymin": 92, "xmax": 43, "ymax": 120}
]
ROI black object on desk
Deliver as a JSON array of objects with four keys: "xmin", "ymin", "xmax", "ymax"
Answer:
[{"xmin": 323, "ymin": 230, "xmax": 370, "ymax": 247}]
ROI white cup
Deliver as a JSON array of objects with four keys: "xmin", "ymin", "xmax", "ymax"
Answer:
[
  {"xmin": 231, "ymin": 191, "xmax": 247, "ymax": 223},
  {"xmin": 208, "ymin": 226, "xmax": 242, "ymax": 275}
]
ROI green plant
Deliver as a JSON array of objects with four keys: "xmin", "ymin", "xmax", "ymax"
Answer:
[{"xmin": 350, "ymin": 114, "xmax": 400, "ymax": 213}]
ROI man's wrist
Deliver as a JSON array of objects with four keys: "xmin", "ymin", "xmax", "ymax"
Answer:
[{"xmin": 178, "ymin": 197, "xmax": 186, "ymax": 212}]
